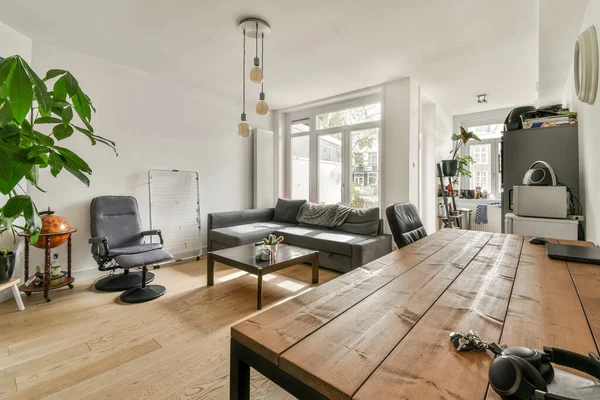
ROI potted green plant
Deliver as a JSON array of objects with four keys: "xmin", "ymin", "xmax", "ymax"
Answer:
[
  {"xmin": 441, "ymin": 127, "xmax": 480, "ymax": 177},
  {"xmin": 452, "ymin": 155, "xmax": 475, "ymax": 186},
  {"xmin": 0, "ymin": 247, "xmax": 15, "ymax": 283},
  {"xmin": 0, "ymin": 55, "xmax": 115, "ymax": 244},
  {"xmin": 263, "ymin": 234, "xmax": 284, "ymax": 258}
]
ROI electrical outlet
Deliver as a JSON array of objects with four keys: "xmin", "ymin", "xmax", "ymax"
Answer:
[{"xmin": 567, "ymin": 215, "xmax": 585, "ymax": 221}]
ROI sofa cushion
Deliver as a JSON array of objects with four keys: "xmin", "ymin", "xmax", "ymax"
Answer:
[
  {"xmin": 210, "ymin": 222, "xmax": 296, "ymax": 248},
  {"xmin": 335, "ymin": 207, "xmax": 380, "ymax": 236},
  {"xmin": 272, "ymin": 198, "xmax": 307, "ymax": 224},
  {"xmin": 274, "ymin": 226, "xmax": 369, "ymax": 256}
]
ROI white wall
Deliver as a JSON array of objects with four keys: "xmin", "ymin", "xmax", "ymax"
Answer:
[
  {"xmin": 382, "ymin": 79, "xmax": 411, "ymax": 222},
  {"xmin": 27, "ymin": 42, "xmax": 271, "ymax": 280},
  {"xmin": 561, "ymin": 0, "xmax": 600, "ymax": 244},
  {"xmin": 0, "ymin": 21, "xmax": 31, "ymax": 303}
]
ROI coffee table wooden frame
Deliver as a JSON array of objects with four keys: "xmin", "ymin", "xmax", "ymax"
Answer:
[{"xmin": 207, "ymin": 244, "xmax": 319, "ymax": 310}]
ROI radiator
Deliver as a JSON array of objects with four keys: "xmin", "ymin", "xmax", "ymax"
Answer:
[{"xmin": 455, "ymin": 201, "xmax": 503, "ymax": 233}]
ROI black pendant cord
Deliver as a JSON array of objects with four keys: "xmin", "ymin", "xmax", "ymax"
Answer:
[
  {"xmin": 255, "ymin": 22, "xmax": 259, "ymax": 65},
  {"xmin": 242, "ymin": 29, "xmax": 246, "ymax": 116},
  {"xmin": 261, "ymin": 33, "xmax": 265, "ymax": 95}
]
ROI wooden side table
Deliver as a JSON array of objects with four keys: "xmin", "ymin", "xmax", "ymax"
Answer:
[
  {"xmin": 18, "ymin": 229, "xmax": 77, "ymax": 303},
  {"xmin": 0, "ymin": 278, "xmax": 25, "ymax": 311}
]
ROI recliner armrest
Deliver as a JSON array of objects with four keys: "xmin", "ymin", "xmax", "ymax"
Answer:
[
  {"xmin": 89, "ymin": 236, "xmax": 109, "ymax": 258},
  {"xmin": 141, "ymin": 230, "xmax": 164, "ymax": 245}
]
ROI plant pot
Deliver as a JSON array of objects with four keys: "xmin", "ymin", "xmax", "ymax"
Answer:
[
  {"xmin": 269, "ymin": 244, "xmax": 278, "ymax": 261},
  {"xmin": 0, "ymin": 252, "xmax": 15, "ymax": 283},
  {"xmin": 441, "ymin": 160, "xmax": 459, "ymax": 177}
]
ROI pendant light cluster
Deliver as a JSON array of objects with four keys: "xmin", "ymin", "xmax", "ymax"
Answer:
[{"xmin": 237, "ymin": 18, "xmax": 271, "ymax": 137}]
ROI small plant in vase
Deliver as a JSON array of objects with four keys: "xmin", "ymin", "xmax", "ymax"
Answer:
[
  {"xmin": 0, "ymin": 247, "xmax": 16, "ymax": 283},
  {"xmin": 263, "ymin": 234, "xmax": 284, "ymax": 259}
]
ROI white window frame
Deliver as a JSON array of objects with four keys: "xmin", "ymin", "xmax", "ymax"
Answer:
[
  {"xmin": 284, "ymin": 93, "xmax": 382, "ymax": 207},
  {"xmin": 463, "ymin": 137, "xmax": 501, "ymax": 198}
]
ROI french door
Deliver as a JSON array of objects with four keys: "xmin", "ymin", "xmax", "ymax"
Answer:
[{"xmin": 316, "ymin": 127, "xmax": 380, "ymax": 208}]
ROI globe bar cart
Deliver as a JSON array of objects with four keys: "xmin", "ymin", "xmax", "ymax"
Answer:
[{"xmin": 18, "ymin": 209, "xmax": 77, "ymax": 302}]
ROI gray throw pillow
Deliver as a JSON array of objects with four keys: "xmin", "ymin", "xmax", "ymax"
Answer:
[
  {"xmin": 335, "ymin": 207, "xmax": 380, "ymax": 236},
  {"xmin": 272, "ymin": 198, "xmax": 307, "ymax": 224}
]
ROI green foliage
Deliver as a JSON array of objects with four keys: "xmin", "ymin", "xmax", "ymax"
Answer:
[
  {"xmin": 1, "ymin": 247, "xmax": 8, "ymax": 257},
  {"xmin": 0, "ymin": 55, "xmax": 117, "ymax": 243},
  {"xmin": 449, "ymin": 126, "xmax": 481, "ymax": 160},
  {"xmin": 263, "ymin": 234, "xmax": 284, "ymax": 246},
  {"xmin": 452, "ymin": 155, "xmax": 475, "ymax": 185}
]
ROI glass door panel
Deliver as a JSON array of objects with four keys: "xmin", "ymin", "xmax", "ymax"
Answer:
[
  {"xmin": 469, "ymin": 143, "xmax": 492, "ymax": 194},
  {"xmin": 291, "ymin": 135, "xmax": 310, "ymax": 200},
  {"xmin": 350, "ymin": 128, "xmax": 379, "ymax": 208},
  {"xmin": 318, "ymin": 133, "xmax": 343, "ymax": 205}
]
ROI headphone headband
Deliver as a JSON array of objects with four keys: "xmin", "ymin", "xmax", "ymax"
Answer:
[{"xmin": 544, "ymin": 347, "xmax": 600, "ymax": 380}]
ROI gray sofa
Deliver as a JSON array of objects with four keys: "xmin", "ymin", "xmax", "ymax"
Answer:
[{"xmin": 207, "ymin": 199, "xmax": 392, "ymax": 273}]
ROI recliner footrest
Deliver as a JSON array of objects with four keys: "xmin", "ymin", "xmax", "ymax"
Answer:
[{"xmin": 114, "ymin": 249, "xmax": 173, "ymax": 269}]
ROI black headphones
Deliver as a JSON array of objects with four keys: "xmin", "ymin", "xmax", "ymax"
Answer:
[{"xmin": 489, "ymin": 346, "xmax": 600, "ymax": 399}]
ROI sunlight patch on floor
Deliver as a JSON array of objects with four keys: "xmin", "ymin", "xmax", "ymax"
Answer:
[
  {"xmin": 277, "ymin": 280, "xmax": 307, "ymax": 292},
  {"xmin": 218, "ymin": 270, "xmax": 248, "ymax": 282}
]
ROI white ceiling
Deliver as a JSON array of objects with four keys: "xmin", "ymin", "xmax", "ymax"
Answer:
[{"xmin": 0, "ymin": 0, "xmax": 539, "ymax": 116}]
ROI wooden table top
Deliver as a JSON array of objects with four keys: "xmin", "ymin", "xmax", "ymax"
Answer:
[{"xmin": 231, "ymin": 229, "xmax": 600, "ymax": 400}]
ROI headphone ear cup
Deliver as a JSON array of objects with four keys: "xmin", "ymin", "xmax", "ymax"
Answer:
[
  {"xmin": 538, "ymin": 361, "xmax": 555, "ymax": 384},
  {"xmin": 511, "ymin": 356, "xmax": 548, "ymax": 392}
]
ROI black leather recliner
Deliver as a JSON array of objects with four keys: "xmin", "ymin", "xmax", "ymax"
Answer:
[
  {"xmin": 385, "ymin": 203, "xmax": 427, "ymax": 249},
  {"xmin": 89, "ymin": 196, "xmax": 173, "ymax": 303}
]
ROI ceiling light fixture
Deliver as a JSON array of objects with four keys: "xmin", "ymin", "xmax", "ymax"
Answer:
[
  {"xmin": 237, "ymin": 29, "xmax": 250, "ymax": 137},
  {"xmin": 477, "ymin": 94, "xmax": 488, "ymax": 104},
  {"xmin": 238, "ymin": 18, "xmax": 271, "ymax": 124}
]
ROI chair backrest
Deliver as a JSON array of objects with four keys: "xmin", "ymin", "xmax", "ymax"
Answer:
[
  {"xmin": 90, "ymin": 196, "xmax": 144, "ymax": 249},
  {"xmin": 385, "ymin": 203, "xmax": 427, "ymax": 249}
]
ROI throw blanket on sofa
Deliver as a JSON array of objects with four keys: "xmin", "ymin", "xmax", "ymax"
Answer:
[{"xmin": 297, "ymin": 203, "xmax": 352, "ymax": 228}]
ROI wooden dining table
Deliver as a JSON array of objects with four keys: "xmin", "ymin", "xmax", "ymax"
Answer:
[{"xmin": 230, "ymin": 229, "xmax": 600, "ymax": 399}]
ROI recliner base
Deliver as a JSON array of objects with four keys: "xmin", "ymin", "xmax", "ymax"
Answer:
[
  {"xmin": 95, "ymin": 271, "xmax": 155, "ymax": 292},
  {"xmin": 120, "ymin": 285, "xmax": 166, "ymax": 303}
]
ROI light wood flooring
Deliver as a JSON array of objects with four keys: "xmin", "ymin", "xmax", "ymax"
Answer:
[{"xmin": 0, "ymin": 259, "xmax": 339, "ymax": 399}]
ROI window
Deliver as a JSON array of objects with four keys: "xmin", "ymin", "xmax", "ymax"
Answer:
[
  {"xmin": 472, "ymin": 145, "xmax": 488, "ymax": 164},
  {"xmin": 463, "ymin": 127, "xmax": 502, "ymax": 198},
  {"xmin": 473, "ymin": 171, "xmax": 488, "ymax": 190},
  {"xmin": 318, "ymin": 133, "xmax": 342, "ymax": 205},
  {"xmin": 291, "ymin": 135, "xmax": 309, "ymax": 200},
  {"xmin": 317, "ymin": 103, "xmax": 381, "ymax": 130},
  {"xmin": 351, "ymin": 128, "xmax": 379, "ymax": 208},
  {"xmin": 286, "ymin": 96, "xmax": 381, "ymax": 208},
  {"xmin": 291, "ymin": 119, "xmax": 310, "ymax": 133}
]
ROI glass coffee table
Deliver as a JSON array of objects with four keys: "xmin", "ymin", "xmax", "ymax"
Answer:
[{"xmin": 207, "ymin": 244, "xmax": 319, "ymax": 309}]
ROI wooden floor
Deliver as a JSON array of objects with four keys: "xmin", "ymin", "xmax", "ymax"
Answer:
[{"xmin": 0, "ymin": 259, "xmax": 339, "ymax": 399}]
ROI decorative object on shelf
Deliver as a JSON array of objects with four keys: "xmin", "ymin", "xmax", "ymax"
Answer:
[
  {"xmin": 574, "ymin": 25, "xmax": 598, "ymax": 105},
  {"xmin": 32, "ymin": 208, "xmax": 71, "ymax": 249},
  {"xmin": 0, "ymin": 56, "xmax": 116, "ymax": 245},
  {"xmin": 18, "ymin": 227, "xmax": 77, "ymax": 302},
  {"xmin": 263, "ymin": 234, "xmax": 283, "ymax": 260},
  {"xmin": 441, "ymin": 127, "xmax": 480, "ymax": 177},
  {"xmin": 0, "ymin": 247, "xmax": 15, "ymax": 283},
  {"xmin": 50, "ymin": 253, "xmax": 63, "ymax": 285}
]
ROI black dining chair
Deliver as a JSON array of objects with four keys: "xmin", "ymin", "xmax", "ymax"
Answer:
[{"xmin": 385, "ymin": 203, "xmax": 428, "ymax": 249}]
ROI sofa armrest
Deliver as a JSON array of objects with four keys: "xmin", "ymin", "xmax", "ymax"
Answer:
[
  {"xmin": 351, "ymin": 234, "xmax": 393, "ymax": 268},
  {"xmin": 207, "ymin": 208, "xmax": 275, "ymax": 230}
]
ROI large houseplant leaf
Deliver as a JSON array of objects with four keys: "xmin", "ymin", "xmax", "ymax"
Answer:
[{"xmin": 8, "ymin": 61, "xmax": 33, "ymax": 124}]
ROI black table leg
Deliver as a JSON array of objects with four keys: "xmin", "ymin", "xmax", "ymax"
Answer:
[
  {"xmin": 311, "ymin": 253, "xmax": 319, "ymax": 284},
  {"xmin": 230, "ymin": 339, "xmax": 251, "ymax": 400},
  {"xmin": 257, "ymin": 268, "xmax": 263, "ymax": 310},
  {"xmin": 207, "ymin": 253, "xmax": 214, "ymax": 286}
]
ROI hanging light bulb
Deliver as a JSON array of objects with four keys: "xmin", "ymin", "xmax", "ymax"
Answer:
[
  {"xmin": 238, "ymin": 113, "xmax": 250, "ymax": 137},
  {"xmin": 238, "ymin": 29, "xmax": 251, "ymax": 137},
  {"xmin": 249, "ymin": 22, "xmax": 263, "ymax": 83},
  {"xmin": 256, "ymin": 34, "xmax": 269, "ymax": 115},
  {"xmin": 256, "ymin": 92, "xmax": 269, "ymax": 116}
]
